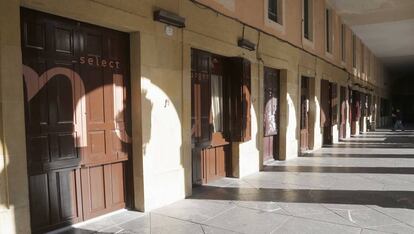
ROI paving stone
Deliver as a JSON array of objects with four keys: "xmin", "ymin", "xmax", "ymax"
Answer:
[
  {"xmin": 233, "ymin": 200, "xmax": 288, "ymax": 214},
  {"xmin": 369, "ymin": 206, "xmax": 414, "ymax": 226},
  {"xmin": 368, "ymin": 223, "xmax": 414, "ymax": 234},
  {"xmin": 274, "ymin": 202, "xmax": 331, "ymax": 216},
  {"xmin": 152, "ymin": 199, "xmax": 235, "ymax": 223},
  {"xmin": 272, "ymin": 217, "xmax": 361, "ymax": 234},
  {"xmin": 335, "ymin": 209, "xmax": 401, "ymax": 228},
  {"xmin": 204, "ymin": 206, "xmax": 290, "ymax": 234}
]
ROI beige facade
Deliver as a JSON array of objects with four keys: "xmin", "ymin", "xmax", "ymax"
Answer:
[{"xmin": 0, "ymin": 0, "xmax": 390, "ymax": 233}]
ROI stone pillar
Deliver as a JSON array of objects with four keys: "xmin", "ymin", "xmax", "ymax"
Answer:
[
  {"xmin": 0, "ymin": 1, "xmax": 32, "ymax": 233},
  {"xmin": 279, "ymin": 69, "xmax": 299, "ymax": 160},
  {"xmin": 310, "ymin": 76, "xmax": 322, "ymax": 150}
]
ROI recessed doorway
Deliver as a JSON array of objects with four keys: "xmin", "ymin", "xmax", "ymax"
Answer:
[{"xmin": 263, "ymin": 67, "xmax": 280, "ymax": 162}]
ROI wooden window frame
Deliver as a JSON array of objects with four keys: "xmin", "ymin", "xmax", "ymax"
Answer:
[
  {"xmin": 325, "ymin": 8, "xmax": 333, "ymax": 54},
  {"xmin": 267, "ymin": 0, "xmax": 283, "ymax": 25},
  {"xmin": 303, "ymin": 0, "xmax": 313, "ymax": 41}
]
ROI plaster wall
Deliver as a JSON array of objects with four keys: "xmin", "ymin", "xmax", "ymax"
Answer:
[{"xmin": 195, "ymin": 0, "xmax": 387, "ymax": 91}]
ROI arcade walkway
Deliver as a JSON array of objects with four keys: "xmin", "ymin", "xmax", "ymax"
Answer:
[{"xmin": 55, "ymin": 129, "xmax": 414, "ymax": 234}]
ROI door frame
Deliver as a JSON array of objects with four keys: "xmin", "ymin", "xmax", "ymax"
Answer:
[
  {"xmin": 190, "ymin": 48, "xmax": 234, "ymax": 185},
  {"xmin": 263, "ymin": 66, "xmax": 281, "ymax": 162},
  {"xmin": 320, "ymin": 79, "xmax": 333, "ymax": 145}
]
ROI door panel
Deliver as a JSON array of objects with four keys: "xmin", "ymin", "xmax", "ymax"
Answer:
[
  {"xmin": 320, "ymin": 80, "xmax": 332, "ymax": 145},
  {"xmin": 263, "ymin": 67, "xmax": 280, "ymax": 161},
  {"xmin": 351, "ymin": 90, "xmax": 361, "ymax": 135},
  {"xmin": 22, "ymin": 8, "xmax": 131, "ymax": 233},
  {"xmin": 81, "ymin": 163, "xmax": 126, "ymax": 220},
  {"xmin": 300, "ymin": 77, "xmax": 310, "ymax": 152}
]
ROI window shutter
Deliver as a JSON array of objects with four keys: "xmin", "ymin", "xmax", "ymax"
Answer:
[
  {"xmin": 225, "ymin": 57, "xmax": 251, "ymax": 142},
  {"xmin": 320, "ymin": 79, "xmax": 330, "ymax": 127},
  {"xmin": 191, "ymin": 50, "xmax": 212, "ymax": 145},
  {"xmin": 331, "ymin": 82, "xmax": 338, "ymax": 125}
]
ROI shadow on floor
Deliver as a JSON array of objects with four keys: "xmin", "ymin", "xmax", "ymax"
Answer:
[
  {"xmin": 262, "ymin": 165, "xmax": 414, "ymax": 174},
  {"xmin": 300, "ymin": 153, "xmax": 414, "ymax": 158},
  {"xmin": 190, "ymin": 186, "xmax": 414, "ymax": 209}
]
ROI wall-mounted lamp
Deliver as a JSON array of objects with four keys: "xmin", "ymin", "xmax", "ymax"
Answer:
[
  {"xmin": 238, "ymin": 38, "xmax": 256, "ymax": 51},
  {"xmin": 153, "ymin": 9, "xmax": 186, "ymax": 28}
]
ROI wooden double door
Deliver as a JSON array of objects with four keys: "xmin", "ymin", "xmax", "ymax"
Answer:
[
  {"xmin": 22, "ymin": 9, "xmax": 132, "ymax": 233},
  {"xmin": 339, "ymin": 86, "xmax": 348, "ymax": 139},
  {"xmin": 191, "ymin": 50, "xmax": 230, "ymax": 185},
  {"xmin": 191, "ymin": 49, "xmax": 251, "ymax": 185},
  {"xmin": 263, "ymin": 68, "xmax": 280, "ymax": 161},
  {"xmin": 300, "ymin": 77, "xmax": 310, "ymax": 152},
  {"xmin": 350, "ymin": 90, "xmax": 361, "ymax": 135},
  {"xmin": 320, "ymin": 80, "xmax": 337, "ymax": 145}
]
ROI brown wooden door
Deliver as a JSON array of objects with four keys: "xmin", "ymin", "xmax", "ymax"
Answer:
[
  {"xmin": 21, "ymin": 9, "xmax": 131, "ymax": 233},
  {"xmin": 263, "ymin": 67, "xmax": 280, "ymax": 161},
  {"xmin": 191, "ymin": 49, "xmax": 230, "ymax": 185},
  {"xmin": 339, "ymin": 86, "xmax": 348, "ymax": 139},
  {"xmin": 320, "ymin": 79, "xmax": 332, "ymax": 145},
  {"xmin": 360, "ymin": 93, "xmax": 366, "ymax": 132},
  {"xmin": 300, "ymin": 77, "xmax": 310, "ymax": 152},
  {"xmin": 351, "ymin": 90, "xmax": 361, "ymax": 135}
]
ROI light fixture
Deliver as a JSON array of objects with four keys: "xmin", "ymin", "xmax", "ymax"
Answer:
[
  {"xmin": 153, "ymin": 9, "xmax": 185, "ymax": 28},
  {"xmin": 238, "ymin": 38, "xmax": 256, "ymax": 51}
]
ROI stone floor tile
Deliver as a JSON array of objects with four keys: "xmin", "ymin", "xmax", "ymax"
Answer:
[
  {"xmin": 98, "ymin": 225, "xmax": 124, "ymax": 233},
  {"xmin": 323, "ymin": 203, "xmax": 371, "ymax": 211},
  {"xmin": 369, "ymin": 206, "xmax": 414, "ymax": 226},
  {"xmin": 360, "ymin": 229, "xmax": 391, "ymax": 234},
  {"xmin": 117, "ymin": 214, "xmax": 151, "ymax": 233},
  {"xmin": 149, "ymin": 214, "xmax": 205, "ymax": 234},
  {"xmin": 233, "ymin": 200, "xmax": 288, "ymax": 214},
  {"xmin": 367, "ymin": 223, "xmax": 414, "ymax": 234},
  {"xmin": 151, "ymin": 199, "xmax": 235, "ymax": 223},
  {"xmin": 201, "ymin": 225, "xmax": 241, "ymax": 234},
  {"xmin": 335, "ymin": 209, "xmax": 401, "ymax": 228},
  {"xmin": 272, "ymin": 217, "xmax": 361, "ymax": 234},
  {"xmin": 204, "ymin": 206, "xmax": 290, "ymax": 234},
  {"xmin": 296, "ymin": 210, "xmax": 360, "ymax": 227},
  {"xmin": 275, "ymin": 202, "xmax": 332, "ymax": 216}
]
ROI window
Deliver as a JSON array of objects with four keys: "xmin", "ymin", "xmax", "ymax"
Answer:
[
  {"xmin": 303, "ymin": 0, "xmax": 313, "ymax": 40},
  {"xmin": 325, "ymin": 8, "xmax": 333, "ymax": 53},
  {"xmin": 341, "ymin": 24, "xmax": 346, "ymax": 62},
  {"xmin": 268, "ymin": 0, "xmax": 282, "ymax": 24},
  {"xmin": 352, "ymin": 33, "xmax": 356, "ymax": 68},
  {"xmin": 211, "ymin": 74, "xmax": 223, "ymax": 132}
]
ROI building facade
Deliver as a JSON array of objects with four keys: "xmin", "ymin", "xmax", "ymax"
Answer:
[{"xmin": 0, "ymin": 0, "xmax": 391, "ymax": 233}]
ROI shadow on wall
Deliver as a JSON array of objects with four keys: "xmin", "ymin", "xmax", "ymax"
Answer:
[
  {"xmin": 141, "ymin": 88, "xmax": 153, "ymax": 156},
  {"xmin": 140, "ymin": 76, "xmax": 190, "ymax": 206},
  {"xmin": 16, "ymin": 65, "xmax": 135, "ymax": 233}
]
